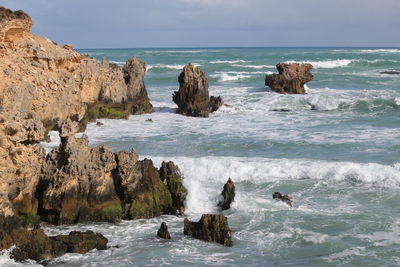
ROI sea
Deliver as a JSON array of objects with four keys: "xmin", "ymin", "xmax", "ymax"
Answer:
[{"xmin": 2, "ymin": 47, "xmax": 400, "ymax": 266}]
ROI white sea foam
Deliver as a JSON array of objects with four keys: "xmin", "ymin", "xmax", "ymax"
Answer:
[
  {"xmin": 232, "ymin": 64, "xmax": 275, "ymax": 69},
  {"xmin": 209, "ymin": 60, "xmax": 249, "ymax": 64},
  {"xmin": 147, "ymin": 63, "xmax": 201, "ymax": 70},
  {"xmin": 109, "ymin": 60, "xmax": 125, "ymax": 66},
  {"xmin": 148, "ymin": 156, "xmax": 400, "ymax": 215},
  {"xmin": 210, "ymin": 73, "xmax": 252, "ymax": 82},
  {"xmin": 286, "ymin": 59, "xmax": 353, "ymax": 69}
]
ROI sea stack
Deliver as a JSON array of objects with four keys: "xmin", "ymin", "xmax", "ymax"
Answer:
[
  {"xmin": 172, "ymin": 64, "xmax": 224, "ymax": 117},
  {"xmin": 265, "ymin": 63, "xmax": 313, "ymax": 94},
  {"xmin": 218, "ymin": 178, "xmax": 235, "ymax": 211}
]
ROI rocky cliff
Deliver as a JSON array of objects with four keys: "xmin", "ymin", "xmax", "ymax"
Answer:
[{"xmin": 0, "ymin": 7, "xmax": 152, "ymax": 130}]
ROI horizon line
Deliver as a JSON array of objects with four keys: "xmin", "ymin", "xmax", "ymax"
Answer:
[{"xmin": 76, "ymin": 45, "xmax": 400, "ymax": 50}]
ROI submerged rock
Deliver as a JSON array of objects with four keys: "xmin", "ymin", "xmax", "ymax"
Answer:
[
  {"xmin": 380, "ymin": 70, "xmax": 400, "ymax": 75},
  {"xmin": 272, "ymin": 192, "xmax": 292, "ymax": 207},
  {"xmin": 157, "ymin": 222, "xmax": 171, "ymax": 239},
  {"xmin": 218, "ymin": 178, "xmax": 235, "ymax": 211},
  {"xmin": 265, "ymin": 63, "xmax": 313, "ymax": 94},
  {"xmin": 184, "ymin": 214, "xmax": 232, "ymax": 247},
  {"xmin": 172, "ymin": 64, "xmax": 223, "ymax": 117}
]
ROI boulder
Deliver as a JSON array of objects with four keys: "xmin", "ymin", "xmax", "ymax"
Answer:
[
  {"xmin": 184, "ymin": 214, "xmax": 232, "ymax": 247},
  {"xmin": 218, "ymin": 178, "xmax": 235, "ymax": 211},
  {"xmin": 157, "ymin": 222, "xmax": 171, "ymax": 239},
  {"xmin": 272, "ymin": 192, "xmax": 292, "ymax": 207},
  {"xmin": 51, "ymin": 230, "xmax": 108, "ymax": 254},
  {"xmin": 37, "ymin": 119, "xmax": 122, "ymax": 224},
  {"xmin": 265, "ymin": 63, "xmax": 313, "ymax": 94},
  {"xmin": 172, "ymin": 64, "xmax": 223, "ymax": 117},
  {"xmin": 0, "ymin": 214, "xmax": 108, "ymax": 263}
]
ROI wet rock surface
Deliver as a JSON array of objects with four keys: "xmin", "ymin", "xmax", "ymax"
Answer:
[
  {"xmin": 218, "ymin": 178, "xmax": 235, "ymax": 211},
  {"xmin": 157, "ymin": 222, "xmax": 171, "ymax": 239},
  {"xmin": 265, "ymin": 63, "xmax": 313, "ymax": 94},
  {"xmin": 184, "ymin": 214, "xmax": 232, "ymax": 247},
  {"xmin": 272, "ymin": 192, "xmax": 292, "ymax": 207},
  {"xmin": 173, "ymin": 64, "xmax": 223, "ymax": 117},
  {"xmin": 51, "ymin": 231, "xmax": 108, "ymax": 254}
]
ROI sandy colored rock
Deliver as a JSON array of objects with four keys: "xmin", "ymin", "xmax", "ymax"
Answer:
[
  {"xmin": 265, "ymin": 63, "xmax": 313, "ymax": 94},
  {"xmin": 37, "ymin": 119, "xmax": 121, "ymax": 224},
  {"xmin": 0, "ymin": 111, "xmax": 45, "ymax": 218},
  {"xmin": 0, "ymin": 7, "xmax": 152, "ymax": 130}
]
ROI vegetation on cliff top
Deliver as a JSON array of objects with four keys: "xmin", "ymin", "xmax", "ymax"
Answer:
[{"xmin": 0, "ymin": 6, "xmax": 30, "ymax": 21}]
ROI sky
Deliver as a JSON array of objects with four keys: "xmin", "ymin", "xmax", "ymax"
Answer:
[{"xmin": 2, "ymin": 0, "xmax": 400, "ymax": 48}]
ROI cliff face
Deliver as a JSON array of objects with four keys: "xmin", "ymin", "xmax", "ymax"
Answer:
[{"xmin": 0, "ymin": 11, "xmax": 152, "ymax": 130}]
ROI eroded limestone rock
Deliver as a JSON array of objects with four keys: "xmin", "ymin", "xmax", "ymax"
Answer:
[{"xmin": 265, "ymin": 63, "xmax": 313, "ymax": 94}]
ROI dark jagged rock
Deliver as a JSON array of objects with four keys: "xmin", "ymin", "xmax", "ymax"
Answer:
[
  {"xmin": 0, "ymin": 214, "xmax": 108, "ymax": 262},
  {"xmin": 265, "ymin": 63, "xmax": 313, "ymax": 94},
  {"xmin": 157, "ymin": 222, "xmax": 171, "ymax": 239},
  {"xmin": 159, "ymin": 161, "xmax": 187, "ymax": 215},
  {"xmin": 272, "ymin": 192, "xmax": 292, "ymax": 207},
  {"xmin": 114, "ymin": 150, "xmax": 187, "ymax": 219},
  {"xmin": 184, "ymin": 214, "xmax": 232, "ymax": 247},
  {"xmin": 172, "ymin": 64, "xmax": 223, "ymax": 117},
  {"xmin": 122, "ymin": 57, "xmax": 154, "ymax": 114},
  {"xmin": 210, "ymin": 96, "xmax": 224, "ymax": 113},
  {"xmin": 218, "ymin": 178, "xmax": 235, "ymax": 211},
  {"xmin": 380, "ymin": 70, "xmax": 400, "ymax": 75},
  {"xmin": 37, "ymin": 119, "xmax": 122, "ymax": 224},
  {"xmin": 51, "ymin": 231, "xmax": 108, "ymax": 254}
]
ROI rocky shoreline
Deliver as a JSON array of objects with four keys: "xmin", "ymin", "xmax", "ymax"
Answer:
[{"xmin": 0, "ymin": 6, "xmax": 313, "ymax": 263}]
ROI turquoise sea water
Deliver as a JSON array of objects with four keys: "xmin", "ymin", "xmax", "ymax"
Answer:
[{"xmin": 3, "ymin": 47, "xmax": 400, "ymax": 266}]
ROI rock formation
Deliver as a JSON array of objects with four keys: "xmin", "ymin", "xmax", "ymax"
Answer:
[
  {"xmin": 184, "ymin": 214, "xmax": 232, "ymax": 247},
  {"xmin": 218, "ymin": 178, "xmax": 235, "ymax": 211},
  {"xmin": 157, "ymin": 222, "xmax": 171, "ymax": 239},
  {"xmin": 0, "ymin": 111, "xmax": 45, "ymax": 222},
  {"xmin": 114, "ymin": 151, "xmax": 187, "ymax": 219},
  {"xmin": 37, "ymin": 119, "xmax": 122, "ymax": 224},
  {"xmin": 272, "ymin": 192, "xmax": 292, "ymax": 207},
  {"xmin": 122, "ymin": 57, "xmax": 153, "ymax": 114},
  {"xmin": 159, "ymin": 161, "xmax": 188, "ymax": 215},
  {"xmin": 265, "ymin": 63, "xmax": 313, "ymax": 94},
  {"xmin": 0, "ymin": 7, "xmax": 153, "ymax": 131},
  {"xmin": 0, "ymin": 214, "xmax": 108, "ymax": 263},
  {"xmin": 172, "ymin": 64, "xmax": 223, "ymax": 117},
  {"xmin": 50, "ymin": 230, "xmax": 108, "ymax": 254}
]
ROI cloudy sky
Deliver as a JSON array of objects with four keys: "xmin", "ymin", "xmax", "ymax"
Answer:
[{"xmin": 2, "ymin": 0, "xmax": 400, "ymax": 48}]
